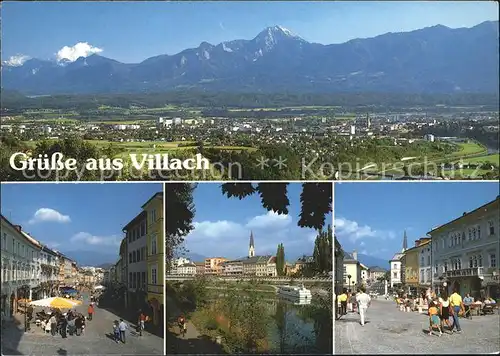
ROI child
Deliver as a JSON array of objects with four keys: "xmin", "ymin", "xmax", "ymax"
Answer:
[
  {"xmin": 113, "ymin": 320, "xmax": 120, "ymax": 343},
  {"xmin": 428, "ymin": 301, "xmax": 443, "ymax": 336}
]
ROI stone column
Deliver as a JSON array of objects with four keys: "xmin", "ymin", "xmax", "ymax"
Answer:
[
  {"xmin": 384, "ymin": 280, "xmax": 388, "ymax": 295},
  {"xmin": 29, "ymin": 289, "xmax": 32, "ymax": 301}
]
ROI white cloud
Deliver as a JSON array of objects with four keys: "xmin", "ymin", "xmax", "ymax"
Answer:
[
  {"xmin": 56, "ymin": 42, "xmax": 103, "ymax": 62},
  {"xmin": 3, "ymin": 55, "xmax": 30, "ymax": 67},
  {"xmin": 183, "ymin": 211, "xmax": 315, "ymax": 259},
  {"xmin": 219, "ymin": 22, "xmax": 226, "ymax": 30},
  {"xmin": 29, "ymin": 208, "xmax": 71, "ymax": 224},
  {"xmin": 246, "ymin": 211, "xmax": 292, "ymax": 230},
  {"xmin": 335, "ymin": 217, "xmax": 395, "ymax": 243},
  {"xmin": 70, "ymin": 232, "xmax": 121, "ymax": 246}
]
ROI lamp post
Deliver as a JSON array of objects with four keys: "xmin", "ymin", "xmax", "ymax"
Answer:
[{"xmin": 347, "ymin": 274, "xmax": 352, "ymax": 291}]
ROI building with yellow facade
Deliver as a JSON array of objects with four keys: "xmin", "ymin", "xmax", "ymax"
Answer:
[
  {"xmin": 343, "ymin": 250, "xmax": 361, "ymax": 290},
  {"xmin": 143, "ymin": 192, "xmax": 164, "ymax": 328}
]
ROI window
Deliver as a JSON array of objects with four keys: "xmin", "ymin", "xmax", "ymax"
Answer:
[
  {"xmin": 469, "ymin": 256, "xmax": 473, "ymax": 268},
  {"xmin": 141, "ymin": 247, "xmax": 145, "ymax": 261},
  {"xmin": 151, "ymin": 234, "xmax": 157, "ymax": 255},
  {"xmin": 473, "ymin": 256, "xmax": 478, "ymax": 268},
  {"xmin": 393, "ymin": 272, "xmax": 397, "ymax": 278},
  {"xmin": 477, "ymin": 226, "xmax": 481, "ymax": 239},
  {"xmin": 427, "ymin": 256, "xmax": 431, "ymax": 265},
  {"xmin": 434, "ymin": 263, "xmax": 438, "ymax": 273},
  {"xmin": 151, "ymin": 266, "xmax": 157, "ymax": 284},
  {"xmin": 479, "ymin": 255, "xmax": 483, "ymax": 267},
  {"xmin": 142, "ymin": 272, "xmax": 146, "ymax": 289},
  {"xmin": 444, "ymin": 261, "xmax": 448, "ymax": 272},
  {"xmin": 2, "ymin": 233, "xmax": 6, "ymax": 250},
  {"xmin": 491, "ymin": 254, "xmax": 497, "ymax": 268},
  {"xmin": 133, "ymin": 273, "xmax": 137, "ymax": 289},
  {"xmin": 128, "ymin": 253, "xmax": 132, "ymax": 264},
  {"xmin": 421, "ymin": 257, "xmax": 424, "ymax": 265},
  {"xmin": 11, "ymin": 238, "xmax": 14, "ymax": 254},
  {"xmin": 489, "ymin": 221, "xmax": 495, "ymax": 235},
  {"xmin": 150, "ymin": 209, "xmax": 157, "ymax": 223},
  {"xmin": 141, "ymin": 221, "xmax": 146, "ymax": 236},
  {"xmin": 420, "ymin": 270, "xmax": 424, "ymax": 282},
  {"xmin": 468, "ymin": 229, "xmax": 472, "ymax": 241},
  {"xmin": 128, "ymin": 231, "xmax": 132, "ymax": 243},
  {"xmin": 129, "ymin": 272, "xmax": 132, "ymax": 285}
]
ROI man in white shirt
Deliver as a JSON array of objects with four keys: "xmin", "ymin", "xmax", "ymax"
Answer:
[{"xmin": 356, "ymin": 287, "xmax": 371, "ymax": 326}]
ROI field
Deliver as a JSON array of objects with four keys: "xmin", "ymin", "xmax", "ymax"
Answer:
[
  {"xmin": 23, "ymin": 139, "xmax": 257, "ymax": 154},
  {"xmin": 454, "ymin": 153, "xmax": 499, "ymax": 165},
  {"xmin": 447, "ymin": 141, "xmax": 487, "ymax": 157}
]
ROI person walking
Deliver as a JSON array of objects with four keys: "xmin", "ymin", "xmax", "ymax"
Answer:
[
  {"xmin": 438, "ymin": 291, "xmax": 453, "ymax": 332},
  {"xmin": 463, "ymin": 293, "xmax": 474, "ymax": 319},
  {"xmin": 138, "ymin": 310, "xmax": 146, "ymax": 336},
  {"xmin": 87, "ymin": 304, "xmax": 94, "ymax": 321},
  {"xmin": 356, "ymin": 287, "xmax": 371, "ymax": 326},
  {"xmin": 75, "ymin": 315, "xmax": 83, "ymax": 336},
  {"xmin": 118, "ymin": 318, "xmax": 128, "ymax": 343},
  {"xmin": 449, "ymin": 288, "xmax": 464, "ymax": 333},
  {"xmin": 339, "ymin": 289, "xmax": 348, "ymax": 316},
  {"xmin": 49, "ymin": 314, "xmax": 57, "ymax": 336},
  {"xmin": 113, "ymin": 320, "xmax": 120, "ymax": 343}
]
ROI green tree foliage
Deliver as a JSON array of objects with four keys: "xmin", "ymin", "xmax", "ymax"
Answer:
[
  {"xmin": 275, "ymin": 243, "xmax": 285, "ymax": 276},
  {"xmin": 312, "ymin": 225, "xmax": 333, "ymax": 274},
  {"xmin": 3, "ymin": 90, "xmax": 498, "ymax": 111},
  {"xmin": 165, "ymin": 183, "xmax": 196, "ymax": 268},
  {"xmin": 221, "ymin": 183, "xmax": 332, "ymax": 230}
]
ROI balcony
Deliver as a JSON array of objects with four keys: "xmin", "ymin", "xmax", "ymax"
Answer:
[{"xmin": 445, "ymin": 267, "xmax": 484, "ymax": 278}]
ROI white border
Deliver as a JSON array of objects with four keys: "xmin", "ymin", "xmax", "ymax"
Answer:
[
  {"xmin": 1, "ymin": 179, "xmax": 495, "ymax": 184},
  {"xmin": 162, "ymin": 184, "xmax": 167, "ymax": 353},
  {"xmin": 331, "ymin": 181, "xmax": 336, "ymax": 355}
]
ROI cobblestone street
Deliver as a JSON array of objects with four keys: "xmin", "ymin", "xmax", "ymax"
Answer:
[
  {"xmin": 335, "ymin": 299, "xmax": 500, "ymax": 354},
  {"xmin": 1, "ymin": 299, "xmax": 164, "ymax": 355}
]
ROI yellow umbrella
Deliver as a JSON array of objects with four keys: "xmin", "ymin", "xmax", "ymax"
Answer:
[{"xmin": 29, "ymin": 297, "xmax": 82, "ymax": 309}]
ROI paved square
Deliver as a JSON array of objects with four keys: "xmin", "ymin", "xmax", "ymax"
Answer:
[
  {"xmin": 335, "ymin": 299, "xmax": 500, "ymax": 354},
  {"xmin": 2, "ymin": 301, "xmax": 164, "ymax": 355}
]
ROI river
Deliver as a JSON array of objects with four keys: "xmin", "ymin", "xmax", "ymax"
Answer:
[{"xmin": 205, "ymin": 292, "xmax": 332, "ymax": 354}]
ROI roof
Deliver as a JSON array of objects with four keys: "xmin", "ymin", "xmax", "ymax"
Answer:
[
  {"xmin": 390, "ymin": 253, "xmax": 404, "ymax": 261},
  {"xmin": 1, "ymin": 215, "xmax": 40, "ymax": 248},
  {"xmin": 122, "ymin": 210, "xmax": 147, "ymax": 231},
  {"xmin": 427, "ymin": 196, "xmax": 499, "ymax": 235},
  {"xmin": 179, "ymin": 263, "xmax": 196, "ymax": 267},
  {"xmin": 222, "ymin": 255, "xmax": 272, "ymax": 265},
  {"xmin": 141, "ymin": 192, "xmax": 163, "ymax": 209}
]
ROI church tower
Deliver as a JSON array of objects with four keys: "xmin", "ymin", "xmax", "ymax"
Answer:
[
  {"xmin": 249, "ymin": 231, "xmax": 255, "ymax": 258},
  {"xmin": 402, "ymin": 230, "xmax": 408, "ymax": 252}
]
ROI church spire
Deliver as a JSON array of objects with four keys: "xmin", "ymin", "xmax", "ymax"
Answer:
[
  {"xmin": 249, "ymin": 231, "xmax": 255, "ymax": 258},
  {"xmin": 402, "ymin": 230, "xmax": 408, "ymax": 252}
]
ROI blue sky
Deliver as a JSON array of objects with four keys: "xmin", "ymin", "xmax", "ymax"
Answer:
[
  {"xmin": 1, "ymin": 183, "xmax": 162, "ymax": 265},
  {"xmin": 2, "ymin": 1, "xmax": 498, "ymax": 63},
  {"xmin": 181, "ymin": 183, "xmax": 333, "ymax": 261},
  {"xmin": 335, "ymin": 182, "xmax": 500, "ymax": 262}
]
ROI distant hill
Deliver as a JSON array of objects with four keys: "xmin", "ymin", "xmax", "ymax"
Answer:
[
  {"xmin": 3, "ymin": 21, "xmax": 498, "ymax": 94},
  {"xmin": 184, "ymin": 252, "xmax": 207, "ymax": 263},
  {"xmin": 63, "ymin": 250, "xmax": 117, "ymax": 267},
  {"xmin": 357, "ymin": 254, "xmax": 389, "ymax": 270},
  {"xmin": 96, "ymin": 263, "xmax": 114, "ymax": 270}
]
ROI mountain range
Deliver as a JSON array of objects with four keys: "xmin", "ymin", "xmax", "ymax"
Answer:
[{"xmin": 2, "ymin": 22, "xmax": 498, "ymax": 95}]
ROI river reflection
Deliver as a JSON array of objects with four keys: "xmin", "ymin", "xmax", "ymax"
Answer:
[{"xmin": 208, "ymin": 293, "xmax": 332, "ymax": 354}]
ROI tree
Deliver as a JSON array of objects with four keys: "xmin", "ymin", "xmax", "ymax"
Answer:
[
  {"xmin": 221, "ymin": 183, "xmax": 332, "ymax": 230},
  {"xmin": 165, "ymin": 183, "xmax": 196, "ymax": 268},
  {"xmin": 275, "ymin": 243, "xmax": 285, "ymax": 276},
  {"xmin": 312, "ymin": 225, "xmax": 332, "ymax": 274}
]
